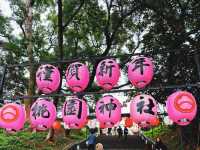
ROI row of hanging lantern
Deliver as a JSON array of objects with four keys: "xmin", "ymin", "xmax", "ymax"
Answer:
[
  {"xmin": 0, "ymin": 91, "xmax": 197, "ymax": 132},
  {"xmin": 36, "ymin": 56, "xmax": 154, "ymax": 94}
]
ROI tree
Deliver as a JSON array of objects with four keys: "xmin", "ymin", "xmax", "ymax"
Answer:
[
  {"xmin": 139, "ymin": 0, "xmax": 200, "ymax": 148},
  {"xmin": 1, "ymin": 0, "xmax": 200, "ymax": 148},
  {"xmin": 24, "ymin": 0, "xmax": 34, "ymax": 118}
]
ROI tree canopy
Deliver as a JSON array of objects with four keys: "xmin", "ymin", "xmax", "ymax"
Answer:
[{"xmin": 0, "ymin": 0, "xmax": 200, "ymax": 147}]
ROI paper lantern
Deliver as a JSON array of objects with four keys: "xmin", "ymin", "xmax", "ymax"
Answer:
[
  {"xmin": 30, "ymin": 98, "xmax": 56, "ymax": 130},
  {"xmin": 125, "ymin": 117, "xmax": 133, "ymax": 128},
  {"xmin": 96, "ymin": 95, "xmax": 121, "ymax": 128},
  {"xmin": 0, "ymin": 108, "xmax": 2, "ymax": 128},
  {"xmin": 128, "ymin": 56, "xmax": 153, "ymax": 88},
  {"xmin": 62, "ymin": 97, "xmax": 88, "ymax": 129},
  {"xmin": 52, "ymin": 121, "xmax": 61, "ymax": 130},
  {"xmin": 166, "ymin": 91, "xmax": 197, "ymax": 126},
  {"xmin": 96, "ymin": 59, "xmax": 120, "ymax": 90},
  {"xmin": 130, "ymin": 94, "xmax": 158, "ymax": 128},
  {"xmin": 150, "ymin": 117, "xmax": 160, "ymax": 126},
  {"xmin": 65, "ymin": 62, "xmax": 89, "ymax": 92},
  {"xmin": 100, "ymin": 122, "xmax": 106, "ymax": 129},
  {"xmin": 36, "ymin": 64, "xmax": 60, "ymax": 94},
  {"xmin": 0, "ymin": 103, "xmax": 25, "ymax": 132}
]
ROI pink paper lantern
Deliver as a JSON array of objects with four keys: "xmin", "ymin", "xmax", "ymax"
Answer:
[
  {"xmin": 62, "ymin": 97, "xmax": 88, "ymax": 129},
  {"xmin": 65, "ymin": 62, "xmax": 89, "ymax": 92},
  {"xmin": 96, "ymin": 59, "xmax": 120, "ymax": 90},
  {"xmin": 166, "ymin": 91, "xmax": 197, "ymax": 126},
  {"xmin": 0, "ymin": 108, "xmax": 2, "ymax": 128},
  {"xmin": 0, "ymin": 103, "xmax": 26, "ymax": 132},
  {"xmin": 128, "ymin": 56, "xmax": 153, "ymax": 88},
  {"xmin": 96, "ymin": 95, "xmax": 121, "ymax": 128},
  {"xmin": 36, "ymin": 64, "xmax": 60, "ymax": 94},
  {"xmin": 130, "ymin": 94, "xmax": 158, "ymax": 128},
  {"xmin": 30, "ymin": 98, "xmax": 56, "ymax": 130}
]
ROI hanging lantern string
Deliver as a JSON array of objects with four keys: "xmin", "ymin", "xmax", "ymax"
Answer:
[
  {"xmin": 5, "ymin": 48, "xmax": 197, "ymax": 68},
  {"xmin": 1, "ymin": 82, "xmax": 200, "ymax": 101}
]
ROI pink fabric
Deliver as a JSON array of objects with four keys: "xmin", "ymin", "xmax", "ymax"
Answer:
[
  {"xmin": 30, "ymin": 98, "xmax": 56, "ymax": 130},
  {"xmin": 96, "ymin": 59, "xmax": 120, "ymax": 90},
  {"xmin": 96, "ymin": 95, "xmax": 121, "ymax": 128},
  {"xmin": 128, "ymin": 57, "xmax": 153, "ymax": 88},
  {"xmin": 62, "ymin": 97, "xmax": 88, "ymax": 129},
  {"xmin": 66, "ymin": 62, "xmax": 89, "ymax": 92},
  {"xmin": 36, "ymin": 64, "xmax": 60, "ymax": 94},
  {"xmin": 130, "ymin": 94, "xmax": 158, "ymax": 128},
  {"xmin": 166, "ymin": 91, "xmax": 197, "ymax": 126},
  {"xmin": 0, "ymin": 103, "xmax": 25, "ymax": 131}
]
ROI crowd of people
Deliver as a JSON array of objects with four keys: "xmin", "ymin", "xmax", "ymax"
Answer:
[
  {"xmin": 86, "ymin": 126, "xmax": 167, "ymax": 150},
  {"xmin": 116, "ymin": 126, "xmax": 129, "ymax": 139},
  {"xmin": 86, "ymin": 126, "xmax": 129, "ymax": 150}
]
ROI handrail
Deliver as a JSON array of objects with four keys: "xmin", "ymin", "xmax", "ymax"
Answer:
[
  {"xmin": 139, "ymin": 132, "xmax": 156, "ymax": 149},
  {"xmin": 65, "ymin": 139, "xmax": 86, "ymax": 150}
]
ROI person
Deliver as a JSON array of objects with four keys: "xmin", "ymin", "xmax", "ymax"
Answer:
[
  {"xmin": 124, "ymin": 127, "xmax": 128, "ymax": 140},
  {"xmin": 113, "ymin": 127, "xmax": 117, "ymax": 135},
  {"xmin": 154, "ymin": 137, "xmax": 167, "ymax": 150},
  {"xmin": 96, "ymin": 143, "xmax": 104, "ymax": 150},
  {"xmin": 100, "ymin": 128, "xmax": 103, "ymax": 135},
  {"xmin": 107, "ymin": 128, "xmax": 112, "ymax": 136},
  {"xmin": 117, "ymin": 126, "xmax": 123, "ymax": 138},
  {"xmin": 87, "ymin": 130, "xmax": 96, "ymax": 150}
]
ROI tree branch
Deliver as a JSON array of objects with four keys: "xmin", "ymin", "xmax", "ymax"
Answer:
[
  {"xmin": 103, "ymin": 0, "xmax": 114, "ymax": 56},
  {"xmin": 113, "ymin": 82, "xmax": 131, "ymax": 89},
  {"xmin": 87, "ymin": 2, "xmax": 141, "ymax": 90},
  {"xmin": 103, "ymin": 3, "xmax": 141, "ymax": 56},
  {"xmin": 19, "ymin": 20, "xmax": 26, "ymax": 39},
  {"xmin": 63, "ymin": 0, "xmax": 85, "ymax": 30}
]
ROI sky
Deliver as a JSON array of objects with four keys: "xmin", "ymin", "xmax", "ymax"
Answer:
[
  {"xmin": 0, "ymin": 0, "xmax": 21, "ymax": 36},
  {"xmin": 0, "ymin": 0, "xmax": 11, "ymax": 16}
]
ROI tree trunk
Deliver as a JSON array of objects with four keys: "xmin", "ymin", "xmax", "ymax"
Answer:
[
  {"xmin": 65, "ymin": 129, "xmax": 71, "ymax": 137},
  {"xmin": 25, "ymin": 0, "xmax": 35, "ymax": 121},
  {"xmin": 45, "ymin": 0, "xmax": 63, "ymax": 141}
]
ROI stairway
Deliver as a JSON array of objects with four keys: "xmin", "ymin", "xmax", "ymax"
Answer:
[{"xmin": 78, "ymin": 135, "xmax": 146, "ymax": 150}]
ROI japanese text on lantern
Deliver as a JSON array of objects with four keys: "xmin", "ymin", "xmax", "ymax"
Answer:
[
  {"xmin": 31, "ymin": 102, "xmax": 50, "ymax": 119},
  {"xmin": 132, "ymin": 57, "xmax": 150, "ymax": 75},
  {"xmin": 64, "ymin": 99, "xmax": 82, "ymax": 119},
  {"xmin": 37, "ymin": 65, "xmax": 54, "ymax": 81},
  {"xmin": 99, "ymin": 98, "xmax": 117, "ymax": 117},
  {"xmin": 67, "ymin": 64, "xmax": 82, "ymax": 80},
  {"xmin": 137, "ymin": 98, "xmax": 155, "ymax": 115},
  {"xmin": 98, "ymin": 61, "xmax": 115, "ymax": 77}
]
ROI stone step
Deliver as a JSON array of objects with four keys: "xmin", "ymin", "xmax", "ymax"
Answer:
[{"xmin": 79, "ymin": 135, "xmax": 145, "ymax": 149}]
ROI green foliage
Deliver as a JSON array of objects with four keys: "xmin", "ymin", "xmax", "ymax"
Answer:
[
  {"xmin": 0, "ymin": 129, "xmax": 46, "ymax": 150},
  {"xmin": 143, "ymin": 124, "xmax": 171, "ymax": 138},
  {"xmin": 0, "ymin": 128, "xmax": 85, "ymax": 150}
]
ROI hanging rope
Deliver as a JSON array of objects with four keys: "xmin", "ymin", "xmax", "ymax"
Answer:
[
  {"xmin": 1, "ymin": 82, "xmax": 200, "ymax": 101},
  {"xmin": 5, "ymin": 48, "xmax": 197, "ymax": 68}
]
